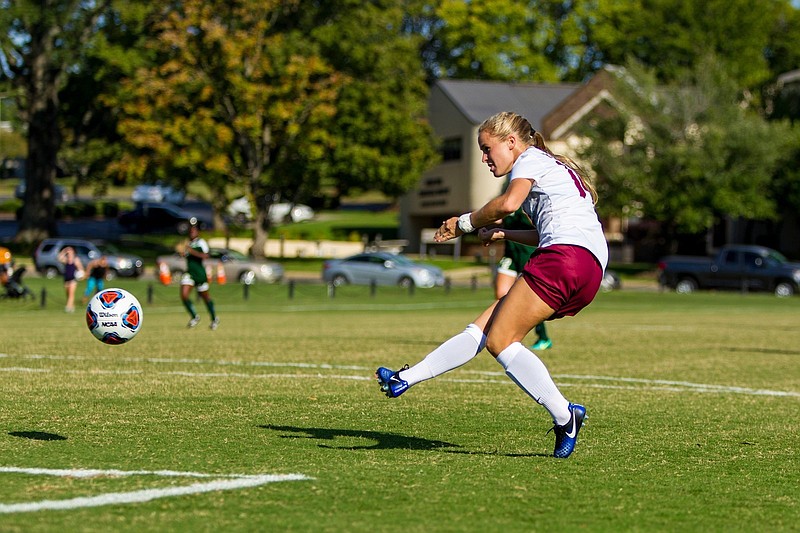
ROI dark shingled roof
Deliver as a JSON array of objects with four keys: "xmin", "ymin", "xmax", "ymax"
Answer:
[{"xmin": 435, "ymin": 79, "xmax": 580, "ymax": 131}]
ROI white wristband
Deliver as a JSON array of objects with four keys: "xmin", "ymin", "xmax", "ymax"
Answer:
[{"xmin": 457, "ymin": 212, "xmax": 475, "ymax": 233}]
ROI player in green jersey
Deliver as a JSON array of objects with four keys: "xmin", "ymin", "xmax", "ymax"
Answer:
[{"xmin": 180, "ymin": 222, "xmax": 219, "ymax": 330}]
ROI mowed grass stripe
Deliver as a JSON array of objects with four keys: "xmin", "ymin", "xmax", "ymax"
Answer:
[{"xmin": 2, "ymin": 354, "xmax": 798, "ymax": 397}]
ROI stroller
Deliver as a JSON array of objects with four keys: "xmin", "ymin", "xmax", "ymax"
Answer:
[
  {"xmin": 1, "ymin": 246, "xmax": 35, "ymax": 300},
  {"xmin": 2, "ymin": 265, "xmax": 35, "ymax": 300}
]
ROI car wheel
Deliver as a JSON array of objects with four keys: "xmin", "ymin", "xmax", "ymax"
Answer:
[
  {"xmin": 106, "ymin": 269, "xmax": 118, "ymax": 281},
  {"xmin": 239, "ymin": 270, "xmax": 256, "ymax": 285},
  {"xmin": 44, "ymin": 266, "xmax": 60, "ymax": 279},
  {"xmin": 331, "ymin": 274, "xmax": 348, "ymax": 287},
  {"xmin": 176, "ymin": 221, "xmax": 191, "ymax": 235},
  {"xmin": 398, "ymin": 276, "xmax": 415, "ymax": 289},
  {"xmin": 675, "ymin": 278, "xmax": 698, "ymax": 294},
  {"xmin": 774, "ymin": 281, "xmax": 794, "ymax": 298}
]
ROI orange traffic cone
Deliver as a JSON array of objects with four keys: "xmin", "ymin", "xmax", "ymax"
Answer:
[
  {"xmin": 216, "ymin": 263, "xmax": 227, "ymax": 285},
  {"xmin": 158, "ymin": 262, "xmax": 172, "ymax": 285}
]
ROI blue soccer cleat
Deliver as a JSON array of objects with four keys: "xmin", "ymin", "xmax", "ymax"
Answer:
[
  {"xmin": 550, "ymin": 403, "xmax": 587, "ymax": 458},
  {"xmin": 375, "ymin": 365, "xmax": 409, "ymax": 398}
]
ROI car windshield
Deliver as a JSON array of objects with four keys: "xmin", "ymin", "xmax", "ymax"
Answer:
[
  {"xmin": 224, "ymin": 250, "xmax": 248, "ymax": 261},
  {"xmin": 388, "ymin": 255, "xmax": 416, "ymax": 266},
  {"xmin": 209, "ymin": 249, "xmax": 248, "ymax": 261},
  {"xmin": 766, "ymin": 250, "xmax": 788, "ymax": 264},
  {"xmin": 101, "ymin": 243, "xmax": 121, "ymax": 254}
]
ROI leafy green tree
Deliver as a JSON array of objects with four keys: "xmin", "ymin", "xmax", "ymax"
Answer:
[
  {"xmin": 110, "ymin": 0, "xmax": 437, "ymax": 255},
  {"xmin": 587, "ymin": 0, "xmax": 796, "ymax": 89},
  {"xmin": 578, "ymin": 59, "xmax": 796, "ymax": 254},
  {"xmin": 764, "ymin": 1, "xmax": 800, "ymax": 79},
  {"xmin": 0, "ymin": 86, "xmax": 26, "ymax": 171},
  {"xmin": 408, "ymin": 0, "xmax": 596, "ymax": 82},
  {"xmin": 58, "ymin": 2, "xmax": 154, "ymax": 198},
  {"xmin": 0, "ymin": 0, "xmax": 112, "ymax": 243}
]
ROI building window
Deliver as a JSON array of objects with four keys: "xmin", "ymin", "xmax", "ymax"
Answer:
[{"xmin": 441, "ymin": 137, "xmax": 462, "ymax": 161}]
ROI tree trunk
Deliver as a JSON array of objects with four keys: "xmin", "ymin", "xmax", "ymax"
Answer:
[
  {"xmin": 252, "ymin": 211, "xmax": 269, "ymax": 259},
  {"xmin": 14, "ymin": 21, "xmax": 62, "ymax": 244}
]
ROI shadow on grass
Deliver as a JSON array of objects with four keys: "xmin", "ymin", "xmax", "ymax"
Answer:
[
  {"xmin": 8, "ymin": 431, "xmax": 67, "ymax": 441},
  {"xmin": 260, "ymin": 424, "xmax": 459, "ymax": 451},
  {"xmin": 259, "ymin": 424, "xmax": 549, "ymax": 457},
  {"xmin": 727, "ymin": 347, "xmax": 800, "ymax": 356}
]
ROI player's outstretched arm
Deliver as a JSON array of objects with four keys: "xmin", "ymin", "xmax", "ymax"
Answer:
[{"xmin": 434, "ymin": 178, "xmax": 532, "ymax": 243}]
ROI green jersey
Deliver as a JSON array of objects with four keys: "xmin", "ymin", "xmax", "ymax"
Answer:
[
  {"xmin": 186, "ymin": 237, "xmax": 209, "ymax": 283},
  {"xmin": 503, "ymin": 208, "xmax": 536, "ymax": 272}
]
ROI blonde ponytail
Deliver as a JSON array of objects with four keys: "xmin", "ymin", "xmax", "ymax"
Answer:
[{"xmin": 479, "ymin": 112, "xmax": 598, "ymax": 204}]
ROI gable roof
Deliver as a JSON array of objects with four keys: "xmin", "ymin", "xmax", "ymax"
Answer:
[
  {"xmin": 435, "ymin": 79, "xmax": 579, "ymax": 131},
  {"xmin": 541, "ymin": 68, "xmax": 616, "ymax": 138}
]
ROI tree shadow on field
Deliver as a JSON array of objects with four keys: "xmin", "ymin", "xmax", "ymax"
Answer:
[
  {"xmin": 9, "ymin": 431, "xmax": 67, "ymax": 441},
  {"xmin": 259, "ymin": 425, "xmax": 548, "ymax": 457}
]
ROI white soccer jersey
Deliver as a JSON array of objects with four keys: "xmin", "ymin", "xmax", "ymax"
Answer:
[{"xmin": 510, "ymin": 147, "xmax": 609, "ymax": 270}]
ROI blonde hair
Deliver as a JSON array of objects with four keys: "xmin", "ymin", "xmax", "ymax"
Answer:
[{"xmin": 478, "ymin": 111, "xmax": 598, "ymax": 204}]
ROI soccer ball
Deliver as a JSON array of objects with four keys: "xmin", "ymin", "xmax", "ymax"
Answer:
[{"xmin": 86, "ymin": 288, "xmax": 143, "ymax": 344}]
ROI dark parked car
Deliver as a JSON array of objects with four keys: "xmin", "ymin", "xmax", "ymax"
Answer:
[
  {"xmin": 657, "ymin": 244, "xmax": 800, "ymax": 297},
  {"xmin": 33, "ymin": 238, "xmax": 144, "ymax": 279},
  {"xmin": 322, "ymin": 252, "xmax": 445, "ymax": 289},
  {"xmin": 118, "ymin": 202, "xmax": 211, "ymax": 235}
]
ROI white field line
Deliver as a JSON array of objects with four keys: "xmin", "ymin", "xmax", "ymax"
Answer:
[
  {"xmin": 0, "ymin": 467, "xmax": 311, "ymax": 514},
  {"xmin": 1, "ymin": 353, "xmax": 798, "ymax": 398}
]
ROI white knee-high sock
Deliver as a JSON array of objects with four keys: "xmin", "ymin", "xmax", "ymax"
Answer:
[
  {"xmin": 398, "ymin": 324, "xmax": 486, "ymax": 387},
  {"xmin": 496, "ymin": 342, "xmax": 571, "ymax": 425}
]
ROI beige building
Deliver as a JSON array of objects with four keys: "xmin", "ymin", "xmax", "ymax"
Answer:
[{"xmin": 400, "ymin": 70, "xmax": 619, "ymax": 257}]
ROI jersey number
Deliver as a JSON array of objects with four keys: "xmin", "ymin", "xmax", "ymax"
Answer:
[{"xmin": 556, "ymin": 160, "xmax": 588, "ymax": 198}]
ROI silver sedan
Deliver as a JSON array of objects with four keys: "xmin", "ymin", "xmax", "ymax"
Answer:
[
  {"xmin": 322, "ymin": 252, "xmax": 445, "ymax": 289},
  {"xmin": 157, "ymin": 248, "xmax": 283, "ymax": 284}
]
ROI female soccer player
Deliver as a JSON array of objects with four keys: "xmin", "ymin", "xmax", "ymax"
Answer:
[
  {"xmin": 180, "ymin": 222, "xmax": 220, "ymax": 330},
  {"xmin": 376, "ymin": 111, "xmax": 608, "ymax": 458}
]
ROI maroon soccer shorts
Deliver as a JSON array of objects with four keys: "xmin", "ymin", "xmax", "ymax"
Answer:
[{"xmin": 521, "ymin": 244, "xmax": 603, "ymax": 319}]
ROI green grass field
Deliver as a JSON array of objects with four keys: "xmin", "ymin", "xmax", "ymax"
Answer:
[{"xmin": 1, "ymin": 279, "xmax": 798, "ymax": 532}]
